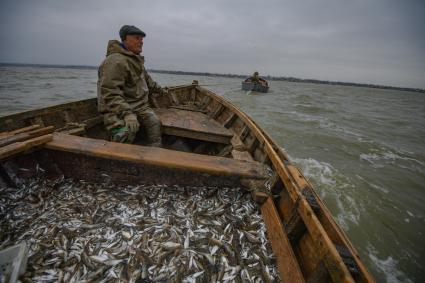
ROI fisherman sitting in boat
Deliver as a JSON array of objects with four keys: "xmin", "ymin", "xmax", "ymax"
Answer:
[
  {"xmin": 97, "ymin": 25, "xmax": 168, "ymax": 146},
  {"xmin": 246, "ymin": 71, "xmax": 268, "ymax": 86}
]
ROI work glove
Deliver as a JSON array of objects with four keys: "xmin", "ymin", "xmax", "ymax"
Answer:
[{"xmin": 124, "ymin": 114, "xmax": 140, "ymax": 133}]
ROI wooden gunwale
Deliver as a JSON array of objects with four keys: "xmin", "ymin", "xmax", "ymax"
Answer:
[
  {"xmin": 196, "ymin": 85, "xmax": 374, "ymax": 282},
  {"xmin": 242, "ymin": 110, "xmax": 374, "ymax": 282},
  {"xmin": 0, "ymin": 99, "xmax": 97, "ymax": 123}
]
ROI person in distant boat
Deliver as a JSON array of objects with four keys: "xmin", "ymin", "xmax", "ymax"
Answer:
[
  {"xmin": 246, "ymin": 71, "xmax": 268, "ymax": 86},
  {"xmin": 97, "ymin": 25, "xmax": 168, "ymax": 146},
  {"xmin": 251, "ymin": 71, "xmax": 260, "ymax": 83}
]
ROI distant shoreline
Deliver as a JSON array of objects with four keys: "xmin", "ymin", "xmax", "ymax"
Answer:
[{"xmin": 1, "ymin": 62, "xmax": 423, "ymax": 93}]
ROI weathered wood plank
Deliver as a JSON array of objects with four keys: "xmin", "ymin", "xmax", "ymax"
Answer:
[
  {"xmin": 45, "ymin": 133, "xmax": 268, "ymax": 180},
  {"xmin": 199, "ymin": 95, "xmax": 212, "ymax": 111},
  {"xmin": 31, "ymin": 116, "xmax": 45, "ymax": 127},
  {"xmin": 162, "ymin": 128, "xmax": 230, "ymax": 144},
  {"xmin": 0, "ymin": 134, "xmax": 53, "ymax": 160},
  {"xmin": 189, "ymin": 88, "xmax": 196, "ymax": 104},
  {"xmin": 0, "ymin": 126, "xmax": 54, "ymax": 147},
  {"xmin": 84, "ymin": 116, "xmax": 103, "ymax": 129},
  {"xmin": 296, "ymin": 233, "xmax": 324, "ymax": 279},
  {"xmin": 218, "ymin": 145, "xmax": 232, "ymax": 157},
  {"xmin": 61, "ymin": 127, "xmax": 86, "ymax": 136},
  {"xmin": 306, "ymin": 261, "xmax": 331, "ymax": 283},
  {"xmin": 169, "ymin": 105, "xmax": 206, "ymax": 113},
  {"xmin": 231, "ymin": 149, "xmax": 254, "ymax": 162},
  {"xmin": 261, "ymin": 197, "xmax": 305, "ymax": 283},
  {"xmin": 169, "ymin": 92, "xmax": 180, "ymax": 105},
  {"xmin": 155, "ymin": 108, "xmax": 233, "ymax": 144},
  {"xmin": 0, "ymin": 125, "xmax": 41, "ymax": 138},
  {"xmin": 223, "ymin": 113, "xmax": 237, "ymax": 128},
  {"xmin": 247, "ymin": 136, "xmax": 259, "ymax": 154},
  {"xmin": 239, "ymin": 125, "xmax": 249, "ymax": 141},
  {"xmin": 231, "ymin": 135, "xmax": 246, "ymax": 151},
  {"xmin": 285, "ymin": 208, "xmax": 307, "ymax": 244},
  {"xmin": 287, "ymin": 164, "xmax": 309, "ymax": 189},
  {"xmin": 209, "ymin": 104, "xmax": 225, "ymax": 119}
]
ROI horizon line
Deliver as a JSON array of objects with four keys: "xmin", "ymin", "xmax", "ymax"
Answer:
[{"xmin": 0, "ymin": 61, "xmax": 423, "ymax": 93}]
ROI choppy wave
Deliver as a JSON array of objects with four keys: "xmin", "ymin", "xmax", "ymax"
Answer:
[
  {"xmin": 367, "ymin": 245, "xmax": 413, "ymax": 283},
  {"xmin": 285, "ymin": 110, "xmax": 365, "ymax": 140},
  {"xmin": 294, "ymin": 102, "xmax": 336, "ymax": 114},
  {"xmin": 360, "ymin": 149, "xmax": 425, "ymax": 174},
  {"xmin": 289, "ymin": 155, "xmax": 363, "ymax": 230},
  {"xmin": 356, "ymin": 175, "xmax": 390, "ymax": 194}
]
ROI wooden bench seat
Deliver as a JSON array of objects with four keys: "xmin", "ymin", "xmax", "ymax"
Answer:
[
  {"xmin": 154, "ymin": 108, "xmax": 233, "ymax": 144},
  {"xmin": 45, "ymin": 133, "xmax": 267, "ymax": 181}
]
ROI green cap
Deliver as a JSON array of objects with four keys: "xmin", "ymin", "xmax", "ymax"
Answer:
[{"xmin": 119, "ymin": 25, "xmax": 146, "ymax": 40}]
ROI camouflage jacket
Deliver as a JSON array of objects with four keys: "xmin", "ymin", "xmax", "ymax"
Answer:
[
  {"xmin": 97, "ymin": 40, "xmax": 163, "ymax": 123},
  {"xmin": 250, "ymin": 73, "xmax": 260, "ymax": 83}
]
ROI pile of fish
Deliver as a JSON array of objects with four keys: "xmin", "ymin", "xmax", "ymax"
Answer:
[{"xmin": 0, "ymin": 176, "xmax": 280, "ymax": 282}]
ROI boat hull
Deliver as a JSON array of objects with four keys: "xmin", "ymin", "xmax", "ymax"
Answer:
[
  {"xmin": 242, "ymin": 81, "xmax": 269, "ymax": 92},
  {"xmin": 0, "ymin": 82, "xmax": 374, "ymax": 283}
]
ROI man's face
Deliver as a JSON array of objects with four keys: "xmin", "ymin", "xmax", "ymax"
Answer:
[{"xmin": 123, "ymin": 35, "xmax": 144, "ymax": 55}]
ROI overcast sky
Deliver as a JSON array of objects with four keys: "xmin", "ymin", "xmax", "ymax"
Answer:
[{"xmin": 1, "ymin": 0, "xmax": 424, "ymax": 89}]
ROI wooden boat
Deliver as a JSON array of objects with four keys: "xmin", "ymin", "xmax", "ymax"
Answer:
[
  {"xmin": 0, "ymin": 81, "xmax": 374, "ymax": 282},
  {"xmin": 242, "ymin": 80, "xmax": 269, "ymax": 93}
]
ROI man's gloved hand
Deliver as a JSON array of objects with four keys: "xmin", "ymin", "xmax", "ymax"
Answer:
[{"xmin": 124, "ymin": 114, "xmax": 140, "ymax": 133}]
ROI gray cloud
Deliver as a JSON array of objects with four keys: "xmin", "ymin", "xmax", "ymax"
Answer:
[{"xmin": 1, "ymin": 0, "xmax": 424, "ymax": 88}]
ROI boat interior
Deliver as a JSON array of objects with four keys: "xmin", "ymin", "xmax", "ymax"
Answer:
[
  {"xmin": 0, "ymin": 81, "xmax": 374, "ymax": 282},
  {"xmin": 0, "ymin": 82, "xmax": 271, "ymax": 189}
]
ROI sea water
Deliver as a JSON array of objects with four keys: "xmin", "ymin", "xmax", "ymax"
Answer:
[{"xmin": 1, "ymin": 64, "xmax": 424, "ymax": 282}]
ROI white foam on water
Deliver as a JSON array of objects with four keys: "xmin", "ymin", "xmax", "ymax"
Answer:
[
  {"xmin": 367, "ymin": 245, "xmax": 414, "ymax": 283},
  {"xmin": 285, "ymin": 111, "xmax": 319, "ymax": 123},
  {"xmin": 290, "ymin": 156, "xmax": 336, "ymax": 190},
  {"xmin": 360, "ymin": 149, "xmax": 425, "ymax": 173},
  {"xmin": 404, "ymin": 210, "xmax": 424, "ymax": 222},
  {"xmin": 286, "ymin": 110, "xmax": 364, "ymax": 140},
  {"xmin": 359, "ymin": 153, "xmax": 383, "ymax": 167},
  {"xmin": 370, "ymin": 182, "xmax": 389, "ymax": 193},
  {"xmin": 381, "ymin": 151, "xmax": 424, "ymax": 166},
  {"xmin": 319, "ymin": 119, "xmax": 364, "ymax": 139},
  {"xmin": 290, "ymin": 155, "xmax": 363, "ymax": 230}
]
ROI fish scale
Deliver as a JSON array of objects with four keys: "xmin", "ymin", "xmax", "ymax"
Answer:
[{"xmin": 0, "ymin": 177, "xmax": 280, "ymax": 282}]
